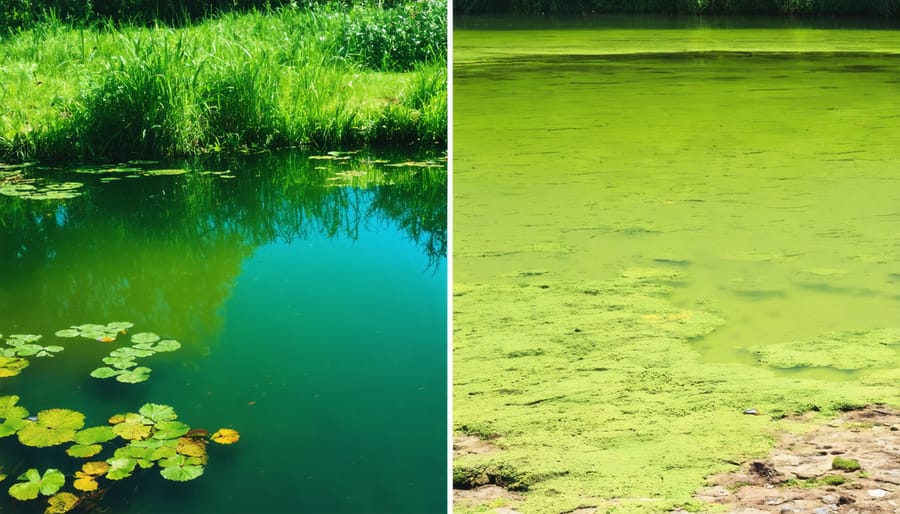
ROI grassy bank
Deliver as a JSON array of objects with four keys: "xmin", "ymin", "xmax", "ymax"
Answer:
[
  {"xmin": 0, "ymin": 1, "xmax": 446, "ymax": 162},
  {"xmin": 454, "ymin": 0, "xmax": 900, "ymax": 16}
]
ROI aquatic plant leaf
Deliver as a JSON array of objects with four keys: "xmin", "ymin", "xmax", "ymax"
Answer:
[
  {"xmin": 45, "ymin": 491, "xmax": 79, "ymax": 514},
  {"xmin": 144, "ymin": 169, "xmax": 187, "ymax": 176},
  {"xmin": 66, "ymin": 444, "xmax": 102, "ymax": 458},
  {"xmin": 8, "ymin": 468, "xmax": 65, "ymax": 500},
  {"xmin": 130, "ymin": 332, "xmax": 160, "ymax": 344},
  {"xmin": 0, "ymin": 395, "xmax": 29, "ymax": 435},
  {"xmin": 53, "ymin": 329, "xmax": 80, "ymax": 338},
  {"xmin": 176, "ymin": 437, "xmax": 208, "ymax": 460},
  {"xmin": 6, "ymin": 334, "xmax": 41, "ymax": 344},
  {"xmin": 115, "ymin": 367, "xmax": 151, "ymax": 383},
  {"xmin": 160, "ymin": 464, "xmax": 203, "ymax": 482},
  {"xmin": 17, "ymin": 409, "xmax": 85, "ymax": 447},
  {"xmin": 102, "ymin": 356, "xmax": 138, "ymax": 369},
  {"xmin": 110, "ymin": 347, "xmax": 153, "ymax": 358},
  {"xmin": 105, "ymin": 322, "xmax": 133, "ymax": 331},
  {"xmin": 139, "ymin": 403, "xmax": 176, "ymax": 423},
  {"xmin": 0, "ymin": 356, "xmax": 29, "ymax": 377},
  {"xmin": 75, "ymin": 426, "xmax": 116, "ymax": 445},
  {"xmin": 112, "ymin": 414, "xmax": 152, "ymax": 440},
  {"xmin": 81, "ymin": 462, "xmax": 109, "ymax": 476},
  {"xmin": 104, "ymin": 457, "xmax": 136, "ymax": 480},
  {"xmin": 34, "ymin": 346, "xmax": 64, "ymax": 357},
  {"xmin": 153, "ymin": 420, "xmax": 190, "ymax": 440},
  {"xmin": 89, "ymin": 367, "xmax": 121, "ymax": 379},
  {"xmin": 72, "ymin": 472, "xmax": 98, "ymax": 492},
  {"xmin": 108, "ymin": 414, "xmax": 126, "ymax": 425},
  {"xmin": 152, "ymin": 339, "xmax": 181, "ymax": 352},
  {"xmin": 211, "ymin": 428, "xmax": 240, "ymax": 444}
]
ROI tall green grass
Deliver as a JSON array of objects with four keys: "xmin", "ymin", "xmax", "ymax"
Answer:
[{"xmin": 0, "ymin": 1, "xmax": 447, "ymax": 162}]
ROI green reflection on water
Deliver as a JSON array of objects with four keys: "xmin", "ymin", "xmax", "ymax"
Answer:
[{"xmin": 0, "ymin": 149, "xmax": 446, "ymax": 513}]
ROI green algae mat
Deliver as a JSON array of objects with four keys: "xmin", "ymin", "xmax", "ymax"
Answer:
[{"xmin": 453, "ymin": 17, "xmax": 900, "ymax": 514}]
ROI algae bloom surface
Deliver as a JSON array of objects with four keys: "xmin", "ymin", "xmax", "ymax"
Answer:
[{"xmin": 453, "ymin": 16, "xmax": 900, "ymax": 514}]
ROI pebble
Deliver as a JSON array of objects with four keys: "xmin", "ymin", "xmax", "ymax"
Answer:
[
  {"xmin": 867, "ymin": 488, "xmax": 888, "ymax": 498},
  {"xmin": 821, "ymin": 494, "xmax": 838, "ymax": 505}
]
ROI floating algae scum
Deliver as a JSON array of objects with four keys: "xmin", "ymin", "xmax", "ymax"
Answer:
[
  {"xmin": 0, "ymin": 150, "xmax": 447, "ymax": 513},
  {"xmin": 453, "ymin": 17, "xmax": 900, "ymax": 514}
]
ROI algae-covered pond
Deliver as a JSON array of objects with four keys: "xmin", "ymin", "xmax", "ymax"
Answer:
[
  {"xmin": 453, "ymin": 16, "xmax": 900, "ymax": 514},
  {"xmin": 0, "ymin": 150, "xmax": 446, "ymax": 513}
]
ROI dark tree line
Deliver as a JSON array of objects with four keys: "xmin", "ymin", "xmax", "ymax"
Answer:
[{"xmin": 454, "ymin": 0, "xmax": 900, "ymax": 16}]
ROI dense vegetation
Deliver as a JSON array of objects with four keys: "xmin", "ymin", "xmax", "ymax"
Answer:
[
  {"xmin": 0, "ymin": 0, "xmax": 446, "ymax": 162},
  {"xmin": 454, "ymin": 0, "xmax": 900, "ymax": 16}
]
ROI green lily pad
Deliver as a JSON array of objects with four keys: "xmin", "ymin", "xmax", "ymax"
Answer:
[
  {"xmin": 17, "ymin": 409, "xmax": 85, "ymax": 447},
  {"xmin": 112, "ymin": 413, "xmax": 153, "ymax": 440},
  {"xmin": 89, "ymin": 367, "xmax": 122, "ymax": 379},
  {"xmin": 104, "ymin": 457, "xmax": 137, "ymax": 480},
  {"xmin": 152, "ymin": 339, "xmax": 181, "ymax": 352},
  {"xmin": 152, "ymin": 420, "xmax": 190, "ymax": 440},
  {"xmin": 111, "ymin": 347, "xmax": 154, "ymax": 358},
  {"xmin": 0, "ymin": 395, "xmax": 30, "ymax": 435},
  {"xmin": 6, "ymin": 334, "xmax": 41, "ymax": 344},
  {"xmin": 160, "ymin": 463, "xmax": 204, "ymax": 481},
  {"xmin": 106, "ymin": 321, "xmax": 134, "ymax": 331},
  {"xmin": 139, "ymin": 403, "xmax": 177, "ymax": 423},
  {"xmin": 66, "ymin": 443, "xmax": 103, "ymax": 458},
  {"xmin": 102, "ymin": 355, "xmax": 139, "ymax": 369},
  {"xmin": 116, "ymin": 366, "xmax": 151, "ymax": 383},
  {"xmin": 74, "ymin": 426, "xmax": 116, "ymax": 445},
  {"xmin": 144, "ymin": 169, "xmax": 187, "ymax": 176},
  {"xmin": 8, "ymin": 468, "xmax": 65, "ymax": 500},
  {"xmin": 130, "ymin": 332, "xmax": 160, "ymax": 344},
  {"xmin": 158, "ymin": 455, "xmax": 204, "ymax": 481},
  {"xmin": 53, "ymin": 329, "xmax": 80, "ymax": 338},
  {"xmin": 0, "ymin": 356, "xmax": 29, "ymax": 377}
]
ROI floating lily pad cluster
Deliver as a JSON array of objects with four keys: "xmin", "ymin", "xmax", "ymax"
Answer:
[
  {"xmin": 310, "ymin": 150, "xmax": 447, "ymax": 188},
  {"xmin": 0, "ymin": 396, "xmax": 238, "ymax": 513},
  {"xmin": 1, "ymin": 333, "xmax": 64, "ymax": 359},
  {"xmin": 0, "ymin": 321, "xmax": 238, "ymax": 513},
  {"xmin": 55, "ymin": 321, "xmax": 133, "ymax": 342},
  {"xmin": 0, "ymin": 181, "xmax": 84, "ymax": 200},
  {"xmin": 88, "ymin": 331, "xmax": 181, "ymax": 384}
]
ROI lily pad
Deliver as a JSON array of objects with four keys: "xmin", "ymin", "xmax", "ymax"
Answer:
[
  {"xmin": 144, "ymin": 168, "xmax": 187, "ymax": 176},
  {"xmin": 45, "ymin": 492, "xmax": 79, "ymax": 514},
  {"xmin": 150, "ymin": 339, "xmax": 181, "ymax": 352},
  {"xmin": 75, "ymin": 426, "xmax": 117, "ymax": 445},
  {"xmin": 81, "ymin": 461, "xmax": 110, "ymax": 476},
  {"xmin": 139, "ymin": 403, "xmax": 177, "ymax": 423},
  {"xmin": 130, "ymin": 332, "xmax": 160, "ymax": 344},
  {"xmin": 17, "ymin": 409, "xmax": 85, "ymax": 447},
  {"xmin": 110, "ymin": 347, "xmax": 154, "ymax": 358},
  {"xmin": 211, "ymin": 428, "xmax": 240, "ymax": 445},
  {"xmin": 0, "ymin": 355, "xmax": 30, "ymax": 377},
  {"xmin": 112, "ymin": 413, "xmax": 152, "ymax": 440},
  {"xmin": 158, "ymin": 455, "xmax": 204, "ymax": 482},
  {"xmin": 116, "ymin": 366, "xmax": 151, "ymax": 383},
  {"xmin": 53, "ymin": 329, "xmax": 80, "ymax": 338},
  {"xmin": 72, "ymin": 472, "xmax": 98, "ymax": 492},
  {"xmin": 153, "ymin": 420, "xmax": 190, "ymax": 440},
  {"xmin": 8, "ymin": 468, "xmax": 65, "ymax": 500},
  {"xmin": 89, "ymin": 367, "xmax": 122, "ymax": 379},
  {"xmin": 0, "ymin": 395, "xmax": 30, "ymax": 436},
  {"xmin": 66, "ymin": 443, "xmax": 103, "ymax": 458},
  {"xmin": 104, "ymin": 457, "xmax": 137, "ymax": 480},
  {"xmin": 102, "ymin": 355, "xmax": 139, "ymax": 369}
]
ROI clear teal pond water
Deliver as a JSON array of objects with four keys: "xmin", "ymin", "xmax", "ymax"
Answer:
[{"xmin": 0, "ymin": 150, "xmax": 446, "ymax": 513}]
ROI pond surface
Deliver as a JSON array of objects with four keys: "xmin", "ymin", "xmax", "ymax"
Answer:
[
  {"xmin": 454, "ymin": 17, "xmax": 900, "ymax": 380},
  {"xmin": 0, "ymin": 150, "xmax": 446, "ymax": 513}
]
